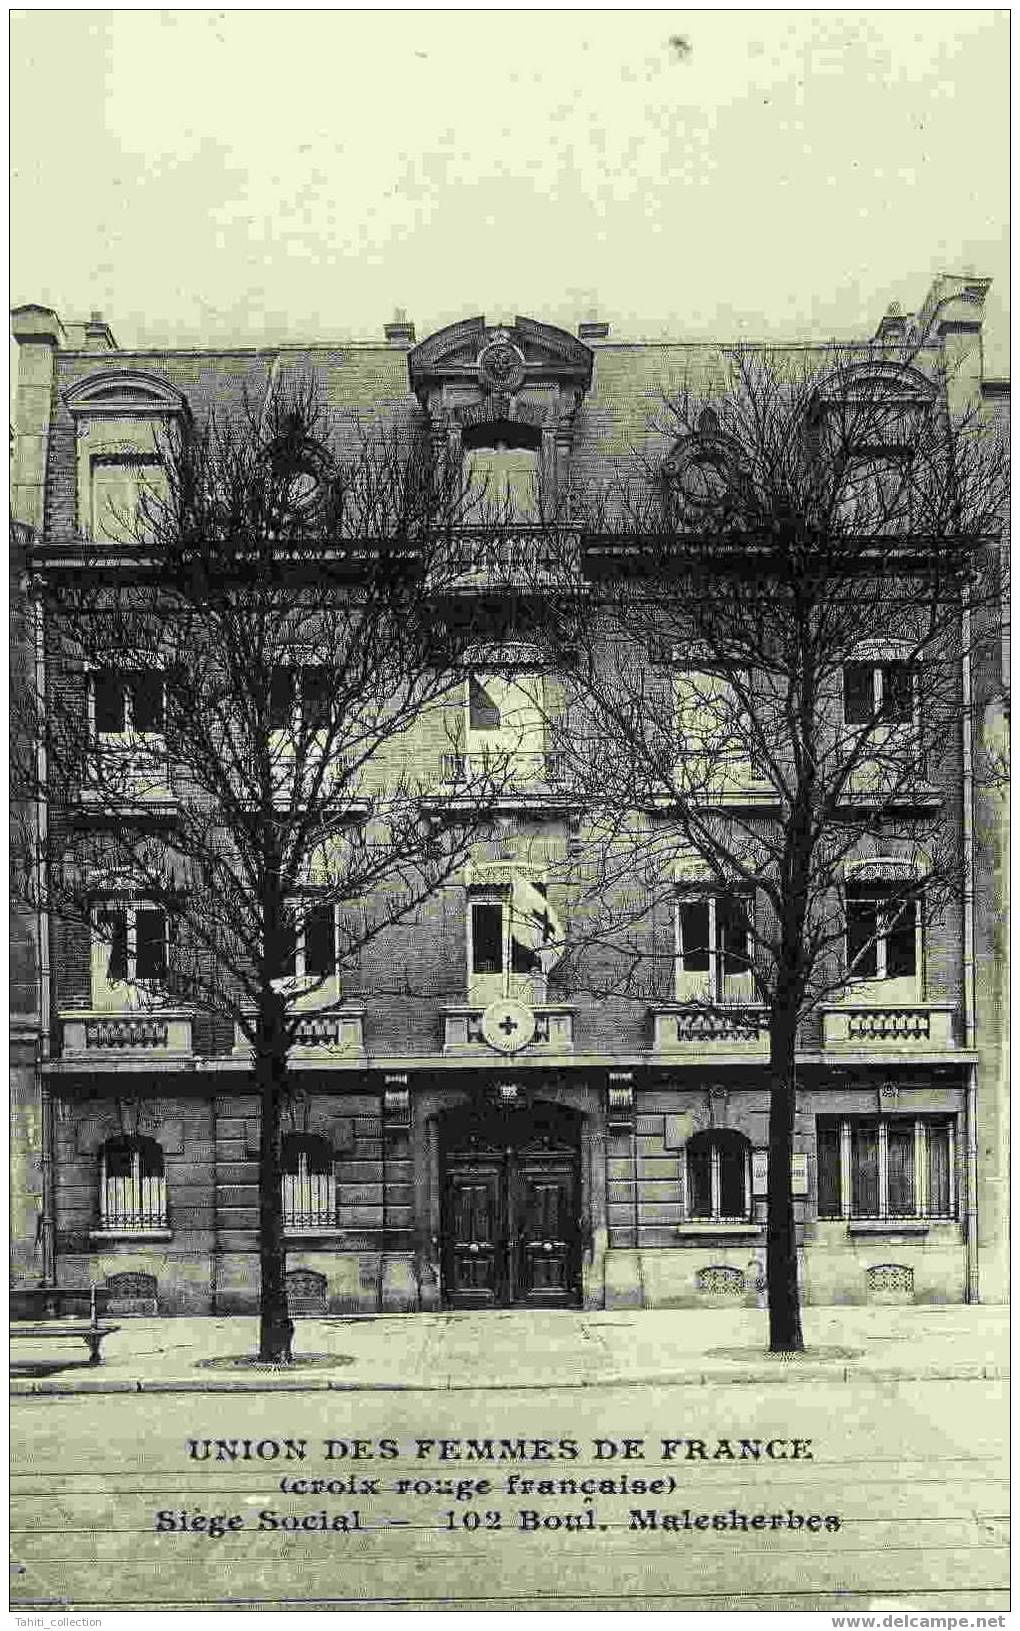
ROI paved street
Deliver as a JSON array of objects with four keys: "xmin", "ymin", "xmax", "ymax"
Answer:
[{"xmin": 10, "ymin": 1309, "xmax": 1010, "ymax": 1612}]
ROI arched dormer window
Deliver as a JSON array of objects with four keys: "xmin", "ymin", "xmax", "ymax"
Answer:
[
  {"xmin": 810, "ymin": 361, "xmax": 937, "ymax": 536},
  {"xmin": 684, "ymin": 1129, "xmax": 752, "ymax": 1222},
  {"xmin": 64, "ymin": 369, "xmax": 189, "ymax": 545},
  {"xmin": 99, "ymin": 1135, "xmax": 167, "ymax": 1232},
  {"xmin": 462, "ymin": 419, "xmax": 541, "ymax": 521},
  {"xmin": 281, "ymin": 1132, "xmax": 336, "ymax": 1231}
]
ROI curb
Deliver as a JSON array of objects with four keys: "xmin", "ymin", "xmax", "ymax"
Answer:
[{"xmin": 11, "ymin": 1362, "xmax": 1008, "ymax": 1397}]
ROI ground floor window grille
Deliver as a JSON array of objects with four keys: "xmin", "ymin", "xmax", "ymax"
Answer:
[
  {"xmin": 281, "ymin": 1134, "xmax": 337, "ymax": 1229},
  {"xmin": 684, "ymin": 1130, "xmax": 752, "ymax": 1221},
  {"xmin": 100, "ymin": 1136, "xmax": 167, "ymax": 1230},
  {"xmin": 816, "ymin": 1116, "xmax": 955, "ymax": 1220}
]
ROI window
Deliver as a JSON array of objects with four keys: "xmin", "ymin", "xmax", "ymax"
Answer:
[
  {"xmin": 843, "ymin": 452, "xmax": 913, "ymax": 533},
  {"xmin": 92, "ymin": 902, "xmax": 168, "ymax": 1006},
  {"xmin": 842, "ymin": 660, "xmax": 916, "ymax": 727},
  {"xmin": 676, "ymin": 892, "xmax": 754, "ymax": 1004},
  {"xmin": 90, "ymin": 455, "xmax": 166, "ymax": 544},
  {"xmin": 684, "ymin": 1130, "xmax": 752, "ymax": 1222},
  {"xmin": 99, "ymin": 1135, "xmax": 167, "ymax": 1232},
  {"xmin": 468, "ymin": 889, "xmax": 549, "ymax": 1005},
  {"xmin": 845, "ymin": 881, "xmax": 918, "ymax": 982},
  {"xmin": 93, "ymin": 670, "xmax": 166, "ymax": 736},
  {"xmin": 816, "ymin": 1116, "xmax": 955, "ymax": 1220},
  {"xmin": 280, "ymin": 901, "xmax": 337, "ymax": 983},
  {"xmin": 281, "ymin": 1133, "xmax": 337, "ymax": 1230},
  {"xmin": 675, "ymin": 666, "xmax": 757, "ymax": 791},
  {"xmin": 462, "ymin": 421, "xmax": 541, "ymax": 520},
  {"xmin": 463, "ymin": 671, "xmax": 546, "ymax": 780},
  {"xmin": 270, "ymin": 665, "xmax": 331, "ymax": 734}
]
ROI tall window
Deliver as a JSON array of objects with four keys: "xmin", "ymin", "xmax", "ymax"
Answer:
[
  {"xmin": 468, "ymin": 892, "xmax": 546, "ymax": 1005},
  {"xmin": 675, "ymin": 667, "xmax": 756, "ymax": 791},
  {"xmin": 280, "ymin": 902, "xmax": 336, "ymax": 983},
  {"xmin": 99, "ymin": 1135, "xmax": 168, "ymax": 1231},
  {"xmin": 685, "ymin": 1130, "xmax": 752, "ymax": 1222},
  {"xmin": 676, "ymin": 893, "xmax": 754, "ymax": 1004},
  {"xmin": 845, "ymin": 881, "xmax": 919, "ymax": 984},
  {"xmin": 816, "ymin": 1116, "xmax": 955, "ymax": 1220},
  {"xmin": 842, "ymin": 659, "xmax": 916, "ymax": 728},
  {"xmin": 270, "ymin": 665, "xmax": 331, "ymax": 734},
  {"xmin": 93, "ymin": 670, "xmax": 166, "ymax": 737},
  {"xmin": 463, "ymin": 671, "xmax": 546, "ymax": 780},
  {"xmin": 90, "ymin": 455, "xmax": 166, "ymax": 544},
  {"xmin": 281, "ymin": 1133, "xmax": 336, "ymax": 1230},
  {"xmin": 92, "ymin": 902, "xmax": 168, "ymax": 1006},
  {"xmin": 463, "ymin": 422, "xmax": 541, "ymax": 520}
]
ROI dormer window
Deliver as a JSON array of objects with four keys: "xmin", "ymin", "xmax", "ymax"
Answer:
[
  {"xmin": 90, "ymin": 454, "xmax": 166, "ymax": 544},
  {"xmin": 64, "ymin": 369, "xmax": 189, "ymax": 547},
  {"xmin": 462, "ymin": 421, "xmax": 541, "ymax": 521}
]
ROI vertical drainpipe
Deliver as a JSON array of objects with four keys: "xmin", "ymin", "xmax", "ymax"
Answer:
[
  {"xmin": 961, "ymin": 592, "xmax": 979, "ymax": 1303},
  {"xmin": 34, "ymin": 589, "xmax": 56, "ymax": 1285}
]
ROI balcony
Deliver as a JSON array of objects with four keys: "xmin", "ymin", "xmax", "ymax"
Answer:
[
  {"xmin": 651, "ymin": 1005, "xmax": 770, "ymax": 1058},
  {"xmin": 425, "ymin": 527, "xmax": 581, "ymax": 596},
  {"xmin": 232, "ymin": 1005, "xmax": 366, "ymax": 1064},
  {"xmin": 822, "ymin": 1004, "xmax": 957, "ymax": 1053},
  {"xmin": 443, "ymin": 1004, "xmax": 576, "ymax": 1056},
  {"xmin": 60, "ymin": 1010, "xmax": 194, "ymax": 1066}
]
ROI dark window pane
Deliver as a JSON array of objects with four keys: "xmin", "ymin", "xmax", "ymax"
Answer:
[
  {"xmin": 278, "ymin": 921, "xmax": 298, "ymax": 979},
  {"xmin": 846, "ymin": 894, "xmax": 878, "ymax": 977},
  {"xmin": 94, "ymin": 671, "xmax": 125, "ymax": 733},
  {"xmin": 104, "ymin": 1138, "xmax": 135, "ymax": 1179},
  {"xmin": 304, "ymin": 903, "xmax": 334, "ymax": 978},
  {"xmin": 851, "ymin": 1122, "xmax": 880, "ymax": 1216},
  {"xmin": 270, "ymin": 667, "xmax": 295, "ymax": 729},
  {"xmin": 928, "ymin": 1125, "xmax": 952, "ymax": 1217},
  {"xmin": 135, "ymin": 909, "xmax": 166, "ymax": 979},
  {"xmin": 679, "ymin": 900, "xmax": 710, "ymax": 973},
  {"xmin": 887, "ymin": 1122, "xmax": 915, "ymax": 1216},
  {"xmin": 816, "ymin": 1122, "xmax": 841, "ymax": 1218},
  {"xmin": 687, "ymin": 1143, "xmax": 712, "ymax": 1218},
  {"xmin": 131, "ymin": 672, "xmax": 165, "ymax": 733},
  {"xmin": 718, "ymin": 895, "xmax": 748, "ymax": 976},
  {"xmin": 718, "ymin": 1141, "xmax": 747, "ymax": 1218},
  {"xmin": 469, "ymin": 676, "xmax": 501, "ymax": 731},
  {"xmin": 886, "ymin": 897, "xmax": 917, "ymax": 978},
  {"xmin": 137, "ymin": 1136, "xmax": 165, "ymax": 1177},
  {"xmin": 881, "ymin": 662, "xmax": 914, "ymax": 724},
  {"xmin": 511, "ymin": 935, "xmax": 540, "ymax": 975},
  {"xmin": 98, "ymin": 909, "xmax": 128, "ymax": 981},
  {"xmin": 472, "ymin": 903, "xmax": 503, "ymax": 974},
  {"xmin": 301, "ymin": 666, "xmax": 330, "ymax": 731},
  {"xmin": 843, "ymin": 662, "xmax": 874, "ymax": 725}
]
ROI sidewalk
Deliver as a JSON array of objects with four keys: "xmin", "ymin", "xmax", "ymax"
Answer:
[{"xmin": 10, "ymin": 1303, "xmax": 1008, "ymax": 1396}]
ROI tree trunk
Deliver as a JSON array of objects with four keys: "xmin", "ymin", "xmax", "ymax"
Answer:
[
  {"xmin": 765, "ymin": 1007, "xmax": 804, "ymax": 1352},
  {"xmin": 255, "ymin": 995, "xmax": 294, "ymax": 1363}
]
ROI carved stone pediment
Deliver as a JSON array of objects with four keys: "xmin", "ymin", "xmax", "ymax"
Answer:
[
  {"xmin": 63, "ymin": 369, "xmax": 190, "ymax": 420},
  {"xmin": 409, "ymin": 316, "xmax": 593, "ymax": 406}
]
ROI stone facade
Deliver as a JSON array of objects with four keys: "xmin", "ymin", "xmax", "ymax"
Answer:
[{"xmin": 10, "ymin": 277, "xmax": 1009, "ymax": 1314}]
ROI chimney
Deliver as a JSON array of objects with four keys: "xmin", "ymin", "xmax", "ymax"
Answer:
[
  {"xmin": 84, "ymin": 311, "xmax": 118, "ymax": 351},
  {"xmin": 384, "ymin": 309, "xmax": 416, "ymax": 348},
  {"xmin": 578, "ymin": 319, "xmax": 610, "ymax": 341}
]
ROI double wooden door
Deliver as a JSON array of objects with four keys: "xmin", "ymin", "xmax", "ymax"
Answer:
[{"xmin": 442, "ymin": 1111, "xmax": 581, "ymax": 1309}]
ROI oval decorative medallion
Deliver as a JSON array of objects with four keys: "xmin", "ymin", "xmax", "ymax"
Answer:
[
  {"xmin": 480, "ymin": 997, "xmax": 536, "ymax": 1054},
  {"xmin": 477, "ymin": 335, "xmax": 526, "ymax": 395}
]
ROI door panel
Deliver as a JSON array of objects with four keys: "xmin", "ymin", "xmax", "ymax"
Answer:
[{"xmin": 441, "ymin": 1110, "xmax": 581, "ymax": 1310}]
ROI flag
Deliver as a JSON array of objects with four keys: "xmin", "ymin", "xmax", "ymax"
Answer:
[{"xmin": 510, "ymin": 873, "xmax": 564, "ymax": 972}]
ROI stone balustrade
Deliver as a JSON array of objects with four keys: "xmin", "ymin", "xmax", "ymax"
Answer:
[
  {"xmin": 651, "ymin": 1005, "xmax": 770, "ymax": 1057},
  {"xmin": 232, "ymin": 1006, "xmax": 366, "ymax": 1063},
  {"xmin": 443, "ymin": 1004, "xmax": 575, "ymax": 1056},
  {"xmin": 822, "ymin": 1004, "xmax": 956, "ymax": 1051},
  {"xmin": 61, "ymin": 1011, "xmax": 193, "ymax": 1061}
]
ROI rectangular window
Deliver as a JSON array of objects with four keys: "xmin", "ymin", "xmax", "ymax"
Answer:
[
  {"xmin": 281, "ymin": 902, "xmax": 336, "ymax": 982},
  {"xmin": 92, "ymin": 902, "xmax": 167, "ymax": 999},
  {"xmin": 816, "ymin": 1116, "xmax": 955, "ymax": 1220},
  {"xmin": 842, "ymin": 659, "xmax": 916, "ymax": 727},
  {"xmin": 676, "ymin": 893, "xmax": 752, "ymax": 1002},
  {"xmin": 91, "ymin": 455, "xmax": 165, "ymax": 544},
  {"xmin": 93, "ymin": 671, "xmax": 165, "ymax": 735},
  {"xmin": 467, "ymin": 891, "xmax": 545, "ymax": 1003},
  {"xmin": 471, "ymin": 902, "xmax": 504, "ymax": 975},
  {"xmin": 845, "ymin": 882, "xmax": 918, "ymax": 982},
  {"xmin": 464, "ymin": 672, "xmax": 545, "ymax": 776},
  {"xmin": 270, "ymin": 665, "xmax": 332, "ymax": 734}
]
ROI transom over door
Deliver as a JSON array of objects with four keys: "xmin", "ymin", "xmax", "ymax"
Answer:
[{"xmin": 441, "ymin": 1109, "xmax": 581, "ymax": 1309}]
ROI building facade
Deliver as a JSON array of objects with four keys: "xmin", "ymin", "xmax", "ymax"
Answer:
[{"xmin": 9, "ymin": 277, "xmax": 1008, "ymax": 1317}]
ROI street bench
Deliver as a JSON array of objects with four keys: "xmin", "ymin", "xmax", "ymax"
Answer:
[{"xmin": 10, "ymin": 1286, "xmax": 121, "ymax": 1366}]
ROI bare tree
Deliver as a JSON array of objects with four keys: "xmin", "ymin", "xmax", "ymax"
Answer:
[
  {"xmin": 13, "ymin": 382, "xmax": 530, "ymax": 1361},
  {"xmin": 543, "ymin": 347, "xmax": 1007, "ymax": 1351}
]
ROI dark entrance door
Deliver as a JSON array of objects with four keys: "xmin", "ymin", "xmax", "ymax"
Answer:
[{"xmin": 441, "ymin": 1105, "xmax": 581, "ymax": 1309}]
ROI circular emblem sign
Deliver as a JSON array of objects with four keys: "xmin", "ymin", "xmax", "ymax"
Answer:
[
  {"xmin": 477, "ymin": 338, "xmax": 526, "ymax": 395},
  {"xmin": 480, "ymin": 997, "xmax": 536, "ymax": 1054}
]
